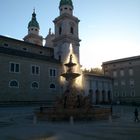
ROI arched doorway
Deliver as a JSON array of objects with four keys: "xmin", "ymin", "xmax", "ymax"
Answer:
[
  {"xmin": 108, "ymin": 90, "xmax": 112, "ymax": 104},
  {"xmin": 102, "ymin": 90, "xmax": 105, "ymax": 104},
  {"xmin": 89, "ymin": 89, "xmax": 93, "ymax": 105},
  {"xmin": 95, "ymin": 89, "xmax": 99, "ymax": 104}
]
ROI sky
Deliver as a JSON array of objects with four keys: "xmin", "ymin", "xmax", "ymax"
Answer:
[{"xmin": 0, "ymin": 0, "xmax": 140, "ymax": 68}]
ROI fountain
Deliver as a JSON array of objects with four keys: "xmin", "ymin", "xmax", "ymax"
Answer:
[
  {"xmin": 35, "ymin": 45, "xmax": 111, "ymax": 121},
  {"xmin": 60, "ymin": 53, "xmax": 84, "ymax": 110},
  {"xmin": 61, "ymin": 54, "xmax": 80, "ymax": 81}
]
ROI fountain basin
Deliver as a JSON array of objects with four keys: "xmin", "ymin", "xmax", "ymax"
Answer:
[{"xmin": 61, "ymin": 73, "xmax": 80, "ymax": 80}]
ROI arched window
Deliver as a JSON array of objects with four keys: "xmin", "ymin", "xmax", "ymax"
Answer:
[
  {"xmin": 9, "ymin": 80, "xmax": 19, "ymax": 88},
  {"xmin": 31, "ymin": 82, "xmax": 39, "ymax": 89},
  {"xmin": 50, "ymin": 83, "xmax": 55, "ymax": 89}
]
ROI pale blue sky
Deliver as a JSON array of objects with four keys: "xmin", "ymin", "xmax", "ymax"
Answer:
[{"xmin": 0, "ymin": 0, "xmax": 140, "ymax": 68}]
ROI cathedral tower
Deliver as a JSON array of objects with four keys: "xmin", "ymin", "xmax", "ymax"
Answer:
[
  {"xmin": 53, "ymin": 0, "xmax": 81, "ymax": 63},
  {"xmin": 23, "ymin": 9, "xmax": 43, "ymax": 46}
]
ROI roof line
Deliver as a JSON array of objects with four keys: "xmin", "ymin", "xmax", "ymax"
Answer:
[{"xmin": 102, "ymin": 55, "xmax": 140, "ymax": 65}]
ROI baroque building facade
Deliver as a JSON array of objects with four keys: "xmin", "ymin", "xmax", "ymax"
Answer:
[
  {"xmin": 102, "ymin": 56, "xmax": 140, "ymax": 104},
  {"xmin": 0, "ymin": 0, "xmax": 113, "ymax": 104}
]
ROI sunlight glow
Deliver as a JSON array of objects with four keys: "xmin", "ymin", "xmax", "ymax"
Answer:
[
  {"xmin": 60, "ymin": 76, "xmax": 65, "ymax": 84},
  {"xmin": 69, "ymin": 44, "xmax": 83, "ymax": 89},
  {"xmin": 61, "ymin": 43, "xmax": 83, "ymax": 89},
  {"xmin": 43, "ymin": 39, "xmax": 46, "ymax": 46}
]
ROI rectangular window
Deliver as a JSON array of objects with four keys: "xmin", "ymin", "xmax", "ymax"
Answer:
[
  {"xmin": 53, "ymin": 69, "xmax": 56, "ymax": 76},
  {"xmin": 16, "ymin": 64, "xmax": 19, "ymax": 72},
  {"xmin": 121, "ymin": 80, "xmax": 125, "ymax": 86},
  {"xmin": 130, "ymin": 79, "xmax": 134, "ymax": 87},
  {"xmin": 9, "ymin": 62, "xmax": 20, "ymax": 73},
  {"xmin": 32, "ymin": 66, "xmax": 35, "ymax": 74},
  {"xmin": 120, "ymin": 69, "xmax": 124, "ymax": 77},
  {"xmin": 131, "ymin": 90, "xmax": 135, "ymax": 97},
  {"xmin": 114, "ymin": 91, "xmax": 119, "ymax": 97},
  {"xmin": 104, "ymin": 70, "xmax": 108, "ymax": 75},
  {"xmin": 49, "ymin": 68, "xmax": 56, "ymax": 77},
  {"xmin": 122, "ymin": 91, "xmax": 126, "ymax": 97},
  {"xmin": 50, "ymin": 69, "xmax": 53, "ymax": 76},
  {"xmin": 129, "ymin": 68, "xmax": 133, "ymax": 76},
  {"xmin": 36, "ymin": 67, "xmax": 39, "ymax": 74},
  {"xmin": 31, "ymin": 65, "xmax": 40, "ymax": 75},
  {"xmin": 113, "ymin": 71, "xmax": 117, "ymax": 77},
  {"xmin": 10, "ymin": 63, "xmax": 15, "ymax": 72},
  {"xmin": 114, "ymin": 81, "xmax": 118, "ymax": 86}
]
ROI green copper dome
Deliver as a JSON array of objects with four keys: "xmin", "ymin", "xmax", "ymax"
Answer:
[
  {"xmin": 28, "ymin": 10, "xmax": 40, "ymax": 29},
  {"xmin": 59, "ymin": 0, "xmax": 73, "ymax": 7}
]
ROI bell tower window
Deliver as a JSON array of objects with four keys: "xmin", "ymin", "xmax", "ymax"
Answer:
[
  {"xmin": 59, "ymin": 27, "xmax": 62, "ymax": 35},
  {"xmin": 70, "ymin": 27, "xmax": 74, "ymax": 34}
]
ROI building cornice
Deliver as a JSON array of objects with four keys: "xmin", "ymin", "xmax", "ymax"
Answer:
[
  {"xmin": 102, "ymin": 55, "xmax": 140, "ymax": 65},
  {"xmin": 53, "ymin": 34, "xmax": 81, "ymax": 45},
  {"xmin": 84, "ymin": 72, "xmax": 113, "ymax": 80},
  {"xmin": 0, "ymin": 35, "xmax": 53, "ymax": 52},
  {"xmin": 53, "ymin": 13, "xmax": 80, "ymax": 23},
  {"xmin": 0, "ymin": 46, "xmax": 61, "ymax": 64}
]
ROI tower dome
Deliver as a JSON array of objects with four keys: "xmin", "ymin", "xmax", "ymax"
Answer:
[
  {"xmin": 28, "ymin": 10, "xmax": 40, "ymax": 29},
  {"xmin": 59, "ymin": 0, "xmax": 73, "ymax": 15},
  {"xmin": 23, "ymin": 9, "xmax": 43, "ymax": 46},
  {"xmin": 59, "ymin": 0, "xmax": 73, "ymax": 8}
]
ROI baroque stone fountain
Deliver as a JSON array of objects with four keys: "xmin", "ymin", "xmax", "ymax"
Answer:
[{"xmin": 35, "ymin": 45, "xmax": 111, "ymax": 121}]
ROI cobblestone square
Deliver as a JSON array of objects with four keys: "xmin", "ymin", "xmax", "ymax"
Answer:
[{"xmin": 0, "ymin": 105, "xmax": 140, "ymax": 140}]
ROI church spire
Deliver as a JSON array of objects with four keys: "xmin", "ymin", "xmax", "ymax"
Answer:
[
  {"xmin": 28, "ymin": 9, "xmax": 40, "ymax": 29},
  {"xmin": 23, "ymin": 9, "xmax": 43, "ymax": 46}
]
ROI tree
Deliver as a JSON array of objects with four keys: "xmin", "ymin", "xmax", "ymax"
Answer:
[{"xmin": 83, "ymin": 67, "xmax": 104, "ymax": 75}]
